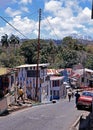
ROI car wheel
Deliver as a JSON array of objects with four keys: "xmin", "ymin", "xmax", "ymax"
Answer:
[
  {"xmin": 89, "ymin": 104, "xmax": 92, "ymax": 112},
  {"xmin": 77, "ymin": 105, "xmax": 81, "ymax": 110}
]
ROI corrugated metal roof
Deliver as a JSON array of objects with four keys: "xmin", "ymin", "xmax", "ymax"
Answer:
[
  {"xmin": 16, "ymin": 63, "xmax": 49, "ymax": 68},
  {"xmin": 0, "ymin": 68, "xmax": 9, "ymax": 76},
  {"xmin": 47, "ymin": 69, "xmax": 59, "ymax": 75},
  {"xmin": 50, "ymin": 76, "xmax": 64, "ymax": 81}
]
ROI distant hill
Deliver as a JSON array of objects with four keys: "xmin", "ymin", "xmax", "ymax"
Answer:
[
  {"xmin": 69, "ymin": 33, "xmax": 93, "ymax": 45},
  {"xmin": 19, "ymin": 34, "xmax": 93, "ymax": 46}
]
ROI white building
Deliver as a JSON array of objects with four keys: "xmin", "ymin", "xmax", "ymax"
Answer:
[
  {"xmin": 50, "ymin": 76, "xmax": 66, "ymax": 100},
  {"xmin": 47, "ymin": 69, "xmax": 66, "ymax": 100},
  {"xmin": 70, "ymin": 68, "xmax": 93, "ymax": 88},
  {"xmin": 16, "ymin": 63, "xmax": 50, "ymax": 103}
]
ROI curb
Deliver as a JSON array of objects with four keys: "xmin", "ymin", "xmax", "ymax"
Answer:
[
  {"xmin": 8, "ymin": 101, "xmax": 52, "ymax": 113},
  {"xmin": 71, "ymin": 112, "xmax": 90, "ymax": 130},
  {"xmin": 71, "ymin": 114, "xmax": 83, "ymax": 130},
  {"xmin": 8, "ymin": 104, "xmax": 32, "ymax": 113}
]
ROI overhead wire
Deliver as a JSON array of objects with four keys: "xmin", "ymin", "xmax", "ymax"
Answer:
[
  {"xmin": 0, "ymin": 16, "xmax": 29, "ymax": 39},
  {"xmin": 0, "ymin": 9, "xmax": 59, "ymax": 40},
  {"xmin": 41, "ymin": 11, "xmax": 60, "ymax": 40},
  {"xmin": 0, "ymin": 10, "xmax": 39, "ymax": 39}
]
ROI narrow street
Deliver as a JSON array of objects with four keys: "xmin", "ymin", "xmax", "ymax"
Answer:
[{"xmin": 0, "ymin": 97, "xmax": 89, "ymax": 130}]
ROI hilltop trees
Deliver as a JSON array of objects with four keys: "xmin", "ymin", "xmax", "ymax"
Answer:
[
  {"xmin": 0, "ymin": 34, "xmax": 25, "ymax": 67},
  {"xmin": 19, "ymin": 37, "xmax": 86, "ymax": 68},
  {"xmin": 0, "ymin": 35, "xmax": 93, "ymax": 69}
]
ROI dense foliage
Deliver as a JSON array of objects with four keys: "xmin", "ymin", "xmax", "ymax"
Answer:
[{"xmin": 0, "ymin": 34, "xmax": 93, "ymax": 69}]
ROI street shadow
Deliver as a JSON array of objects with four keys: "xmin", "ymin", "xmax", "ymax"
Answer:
[
  {"xmin": 77, "ymin": 106, "xmax": 92, "ymax": 112},
  {"xmin": 79, "ymin": 112, "xmax": 90, "ymax": 130},
  {"xmin": 0, "ymin": 110, "xmax": 9, "ymax": 116}
]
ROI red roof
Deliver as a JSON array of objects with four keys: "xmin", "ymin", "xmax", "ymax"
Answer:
[
  {"xmin": 50, "ymin": 76, "xmax": 64, "ymax": 81},
  {"xmin": 70, "ymin": 73, "xmax": 81, "ymax": 79},
  {"xmin": 47, "ymin": 69, "xmax": 59, "ymax": 75}
]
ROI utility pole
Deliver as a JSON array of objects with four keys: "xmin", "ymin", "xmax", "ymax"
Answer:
[
  {"xmin": 35, "ymin": 8, "xmax": 41, "ymax": 101},
  {"xmin": 91, "ymin": 0, "xmax": 93, "ymax": 19}
]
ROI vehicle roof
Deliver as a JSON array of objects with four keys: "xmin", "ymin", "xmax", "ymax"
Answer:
[
  {"xmin": 82, "ymin": 91, "xmax": 93, "ymax": 97},
  {"xmin": 82, "ymin": 91, "xmax": 93, "ymax": 93}
]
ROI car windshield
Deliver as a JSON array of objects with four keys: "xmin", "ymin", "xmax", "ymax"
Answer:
[{"xmin": 82, "ymin": 91, "xmax": 93, "ymax": 97}]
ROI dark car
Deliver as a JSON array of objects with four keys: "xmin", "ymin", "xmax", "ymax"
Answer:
[{"xmin": 77, "ymin": 91, "xmax": 93, "ymax": 110}]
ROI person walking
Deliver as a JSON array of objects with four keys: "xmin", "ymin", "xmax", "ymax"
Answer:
[
  {"xmin": 68, "ymin": 89, "xmax": 72, "ymax": 102},
  {"xmin": 17, "ymin": 86, "xmax": 25, "ymax": 103},
  {"xmin": 75, "ymin": 90, "xmax": 80, "ymax": 107},
  {"xmin": 72, "ymin": 91, "xmax": 74, "ymax": 98}
]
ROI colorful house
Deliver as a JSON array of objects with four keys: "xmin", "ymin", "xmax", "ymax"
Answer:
[
  {"xmin": 69, "ymin": 68, "xmax": 93, "ymax": 88},
  {"xmin": 16, "ymin": 63, "xmax": 50, "ymax": 103},
  {"xmin": 58, "ymin": 68, "xmax": 72, "ymax": 82},
  {"xmin": 0, "ymin": 67, "xmax": 16, "ymax": 114},
  {"xmin": 47, "ymin": 69, "xmax": 66, "ymax": 100}
]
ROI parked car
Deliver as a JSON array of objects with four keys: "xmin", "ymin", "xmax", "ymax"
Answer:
[
  {"xmin": 77, "ymin": 91, "xmax": 93, "ymax": 110},
  {"xmin": 65, "ymin": 85, "xmax": 71, "ymax": 89},
  {"xmin": 63, "ymin": 82, "xmax": 71, "ymax": 89}
]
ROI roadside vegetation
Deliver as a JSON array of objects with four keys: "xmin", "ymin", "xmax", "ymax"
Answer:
[{"xmin": 0, "ymin": 34, "xmax": 93, "ymax": 69}]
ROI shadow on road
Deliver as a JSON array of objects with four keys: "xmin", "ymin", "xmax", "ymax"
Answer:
[
  {"xmin": 0, "ymin": 110, "xmax": 9, "ymax": 116},
  {"xmin": 78, "ymin": 112, "xmax": 90, "ymax": 130}
]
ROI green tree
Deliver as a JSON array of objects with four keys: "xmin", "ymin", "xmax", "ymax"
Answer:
[
  {"xmin": 62, "ymin": 48, "xmax": 78, "ymax": 68},
  {"xmin": 0, "ymin": 34, "xmax": 24, "ymax": 67},
  {"xmin": 20, "ymin": 39, "xmax": 38, "ymax": 64},
  {"xmin": 9, "ymin": 34, "xmax": 20, "ymax": 47},
  {"xmin": 46, "ymin": 40, "xmax": 57, "ymax": 65},
  {"xmin": 62, "ymin": 36, "xmax": 85, "ymax": 51},
  {"xmin": 85, "ymin": 54, "xmax": 93, "ymax": 69}
]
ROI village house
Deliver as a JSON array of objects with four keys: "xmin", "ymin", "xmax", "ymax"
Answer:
[
  {"xmin": 70, "ymin": 68, "xmax": 93, "ymax": 88},
  {"xmin": 47, "ymin": 69, "xmax": 67, "ymax": 100},
  {"xmin": 0, "ymin": 67, "xmax": 16, "ymax": 114},
  {"xmin": 16, "ymin": 63, "xmax": 50, "ymax": 103},
  {"xmin": 58, "ymin": 68, "xmax": 72, "ymax": 82}
]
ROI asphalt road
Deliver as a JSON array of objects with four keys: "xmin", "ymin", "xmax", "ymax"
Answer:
[{"xmin": 0, "ymin": 97, "xmax": 89, "ymax": 130}]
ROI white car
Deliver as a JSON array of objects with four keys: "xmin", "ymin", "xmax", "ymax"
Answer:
[
  {"xmin": 65, "ymin": 85, "xmax": 71, "ymax": 89},
  {"xmin": 63, "ymin": 82, "xmax": 71, "ymax": 89}
]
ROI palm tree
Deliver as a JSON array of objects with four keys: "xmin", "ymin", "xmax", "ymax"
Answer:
[
  {"xmin": 1, "ymin": 34, "xmax": 9, "ymax": 55},
  {"xmin": 9, "ymin": 34, "xmax": 20, "ymax": 48},
  {"xmin": 8, "ymin": 34, "xmax": 20, "ymax": 55},
  {"xmin": 1, "ymin": 34, "xmax": 9, "ymax": 48}
]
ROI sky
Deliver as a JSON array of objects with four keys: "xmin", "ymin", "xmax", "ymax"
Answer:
[{"xmin": 0, "ymin": 0, "xmax": 93, "ymax": 40}]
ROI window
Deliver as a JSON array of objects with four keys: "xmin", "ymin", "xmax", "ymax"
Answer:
[
  {"xmin": 53, "ymin": 80, "xmax": 59, "ymax": 87},
  {"xmin": 53, "ymin": 90, "xmax": 59, "ymax": 96},
  {"xmin": 82, "ymin": 77, "xmax": 84, "ymax": 82}
]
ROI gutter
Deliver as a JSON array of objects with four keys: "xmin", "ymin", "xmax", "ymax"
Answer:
[
  {"xmin": 71, "ymin": 114, "xmax": 83, "ymax": 130},
  {"xmin": 70, "ymin": 112, "xmax": 90, "ymax": 130}
]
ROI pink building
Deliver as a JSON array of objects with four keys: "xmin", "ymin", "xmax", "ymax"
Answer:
[{"xmin": 47, "ymin": 69, "xmax": 67, "ymax": 100}]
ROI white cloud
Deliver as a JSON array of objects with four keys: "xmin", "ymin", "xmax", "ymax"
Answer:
[
  {"xmin": 12, "ymin": 0, "xmax": 32, "ymax": 4},
  {"xmin": 21, "ymin": 6, "xmax": 29, "ymax": 13},
  {"xmin": 0, "ymin": 0, "xmax": 93, "ymax": 40},
  {"xmin": 5, "ymin": 7, "xmax": 22, "ymax": 17},
  {"xmin": 20, "ymin": 0, "xmax": 32, "ymax": 4},
  {"xmin": 0, "ymin": 16, "xmax": 38, "ymax": 39},
  {"xmin": 43, "ymin": 0, "xmax": 93, "ymax": 39},
  {"xmin": 45, "ymin": 0, "xmax": 62, "ymax": 15}
]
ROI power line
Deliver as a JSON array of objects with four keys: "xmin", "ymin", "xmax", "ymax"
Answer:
[
  {"xmin": 0, "ymin": 16, "xmax": 29, "ymax": 39},
  {"xmin": 0, "ymin": 10, "xmax": 38, "ymax": 19},
  {"xmin": 0, "ymin": 10, "xmax": 59, "ymax": 40},
  {"xmin": 42, "ymin": 12, "xmax": 60, "ymax": 40}
]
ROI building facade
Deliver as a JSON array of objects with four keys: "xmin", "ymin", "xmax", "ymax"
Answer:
[
  {"xmin": 47, "ymin": 69, "xmax": 67, "ymax": 100},
  {"xmin": 16, "ymin": 64, "xmax": 50, "ymax": 103}
]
